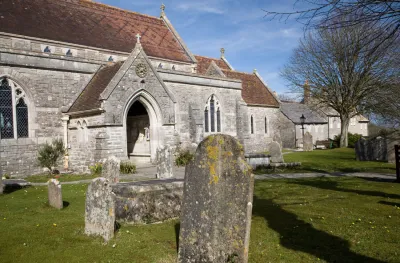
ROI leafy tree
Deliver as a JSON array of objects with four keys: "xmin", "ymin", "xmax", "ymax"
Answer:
[
  {"xmin": 281, "ymin": 16, "xmax": 399, "ymax": 147},
  {"xmin": 37, "ymin": 138, "xmax": 65, "ymax": 174}
]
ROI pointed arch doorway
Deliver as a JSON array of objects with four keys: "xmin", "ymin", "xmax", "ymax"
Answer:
[{"xmin": 125, "ymin": 92, "xmax": 162, "ymax": 163}]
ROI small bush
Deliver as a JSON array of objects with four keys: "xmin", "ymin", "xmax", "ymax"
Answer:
[
  {"xmin": 120, "ymin": 162, "xmax": 136, "ymax": 174},
  {"xmin": 175, "ymin": 150, "xmax": 194, "ymax": 167},
  {"xmin": 89, "ymin": 163, "xmax": 103, "ymax": 175},
  {"xmin": 37, "ymin": 138, "xmax": 65, "ymax": 174},
  {"xmin": 333, "ymin": 133, "xmax": 363, "ymax": 148}
]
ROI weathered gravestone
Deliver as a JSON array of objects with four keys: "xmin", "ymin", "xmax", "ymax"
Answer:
[
  {"xmin": 355, "ymin": 138, "xmax": 369, "ymax": 161},
  {"xmin": 303, "ymin": 132, "xmax": 313, "ymax": 152},
  {"xmin": 178, "ymin": 134, "xmax": 254, "ymax": 263},
  {"xmin": 156, "ymin": 146, "xmax": 173, "ymax": 178},
  {"xmin": 355, "ymin": 137, "xmax": 387, "ymax": 161},
  {"xmin": 269, "ymin": 141, "xmax": 284, "ymax": 163},
  {"xmin": 85, "ymin": 177, "xmax": 116, "ymax": 242},
  {"xmin": 102, "ymin": 156, "xmax": 120, "ymax": 183},
  {"xmin": 48, "ymin": 179, "xmax": 63, "ymax": 209}
]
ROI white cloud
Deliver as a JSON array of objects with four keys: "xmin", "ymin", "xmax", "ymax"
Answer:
[{"xmin": 176, "ymin": 2, "xmax": 225, "ymax": 14}]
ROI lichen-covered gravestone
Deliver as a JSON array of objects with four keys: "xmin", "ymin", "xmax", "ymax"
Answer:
[
  {"xmin": 85, "ymin": 177, "xmax": 116, "ymax": 242},
  {"xmin": 48, "ymin": 179, "xmax": 63, "ymax": 209},
  {"xmin": 269, "ymin": 141, "xmax": 284, "ymax": 163},
  {"xmin": 102, "ymin": 156, "xmax": 120, "ymax": 183},
  {"xmin": 178, "ymin": 134, "xmax": 254, "ymax": 263},
  {"xmin": 156, "ymin": 146, "xmax": 173, "ymax": 178},
  {"xmin": 303, "ymin": 132, "xmax": 313, "ymax": 152}
]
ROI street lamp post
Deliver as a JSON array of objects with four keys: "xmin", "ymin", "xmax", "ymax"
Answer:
[{"xmin": 300, "ymin": 114, "xmax": 306, "ymax": 147}]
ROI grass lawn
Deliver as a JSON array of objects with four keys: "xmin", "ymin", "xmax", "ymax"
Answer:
[
  {"xmin": 1, "ymin": 177, "xmax": 399, "ymax": 262},
  {"xmin": 25, "ymin": 174, "xmax": 99, "ymax": 183},
  {"xmin": 257, "ymin": 148, "xmax": 396, "ymax": 174}
]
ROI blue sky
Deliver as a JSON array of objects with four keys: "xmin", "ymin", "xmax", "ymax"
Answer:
[{"xmin": 97, "ymin": 0, "xmax": 305, "ymax": 95}]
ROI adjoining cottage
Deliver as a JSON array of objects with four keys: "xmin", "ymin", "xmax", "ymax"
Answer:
[{"xmin": 0, "ymin": 0, "xmax": 280, "ymax": 176}]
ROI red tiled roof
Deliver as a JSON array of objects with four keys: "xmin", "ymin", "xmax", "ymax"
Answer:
[
  {"xmin": 194, "ymin": 55, "xmax": 231, "ymax": 74},
  {"xmin": 69, "ymin": 61, "xmax": 123, "ymax": 113},
  {"xmin": 0, "ymin": 0, "xmax": 192, "ymax": 62},
  {"xmin": 223, "ymin": 70, "xmax": 280, "ymax": 107}
]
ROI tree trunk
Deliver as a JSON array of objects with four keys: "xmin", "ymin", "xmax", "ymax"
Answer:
[{"xmin": 340, "ymin": 116, "xmax": 350, "ymax": 148}]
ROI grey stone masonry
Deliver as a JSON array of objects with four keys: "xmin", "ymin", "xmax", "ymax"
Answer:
[
  {"xmin": 355, "ymin": 137, "xmax": 387, "ymax": 161},
  {"xmin": 48, "ymin": 179, "xmax": 63, "ymax": 209},
  {"xmin": 85, "ymin": 177, "xmax": 116, "ymax": 242},
  {"xmin": 178, "ymin": 134, "xmax": 254, "ymax": 263},
  {"xmin": 102, "ymin": 156, "xmax": 120, "ymax": 184},
  {"xmin": 269, "ymin": 141, "xmax": 284, "ymax": 163},
  {"xmin": 156, "ymin": 146, "xmax": 173, "ymax": 179},
  {"xmin": 303, "ymin": 132, "xmax": 313, "ymax": 152}
]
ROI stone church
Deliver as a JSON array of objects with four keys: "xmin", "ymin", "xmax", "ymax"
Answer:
[{"xmin": 0, "ymin": 0, "xmax": 280, "ymax": 177}]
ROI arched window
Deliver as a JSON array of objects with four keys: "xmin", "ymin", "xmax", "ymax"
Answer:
[
  {"xmin": 82, "ymin": 120, "xmax": 88, "ymax": 143},
  {"xmin": 250, "ymin": 115, "xmax": 254, "ymax": 134},
  {"xmin": 204, "ymin": 95, "xmax": 221, "ymax": 133},
  {"xmin": 0, "ymin": 78, "xmax": 29, "ymax": 139},
  {"xmin": 76, "ymin": 121, "xmax": 82, "ymax": 143}
]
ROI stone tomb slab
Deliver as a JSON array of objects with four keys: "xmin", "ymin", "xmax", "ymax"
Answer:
[
  {"xmin": 178, "ymin": 134, "xmax": 254, "ymax": 263},
  {"xmin": 85, "ymin": 177, "xmax": 116, "ymax": 242},
  {"xmin": 48, "ymin": 179, "xmax": 63, "ymax": 209}
]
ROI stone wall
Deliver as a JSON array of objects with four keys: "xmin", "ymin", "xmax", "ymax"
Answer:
[{"xmin": 243, "ymin": 106, "xmax": 279, "ymax": 153}]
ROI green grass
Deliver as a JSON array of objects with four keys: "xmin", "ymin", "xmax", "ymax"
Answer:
[
  {"xmin": 1, "ymin": 177, "xmax": 399, "ymax": 262},
  {"xmin": 256, "ymin": 148, "xmax": 396, "ymax": 174},
  {"xmin": 25, "ymin": 174, "xmax": 99, "ymax": 183}
]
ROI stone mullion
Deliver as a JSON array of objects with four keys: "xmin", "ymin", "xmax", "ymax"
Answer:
[{"xmin": 11, "ymin": 86, "xmax": 17, "ymax": 139}]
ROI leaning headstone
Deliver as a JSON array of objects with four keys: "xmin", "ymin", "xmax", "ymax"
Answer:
[
  {"xmin": 178, "ymin": 134, "xmax": 254, "ymax": 263},
  {"xmin": 355, "ymin": 138, "xmax": 368, "ymax": 161},
  {"xmin": 303, "ymin": 132, "xmax": 313, "ymax": 152},
  {"xmin": 48, "ymin": 179, "xmax": 63, "ymax": 209},
  {"xmin": 269, "ymin": 141, "xmax": 284, "ymax": 163},
  {"xmin": 102, "ymin": 156, "xmax": 120, "ymax": 183},
  {"xmin": 156, "ymin": 146, "xmax": 173, "ymax": 178},
  {"xmin": 85, "ymin": 177, "xmax": 116, "ymax": 242}
]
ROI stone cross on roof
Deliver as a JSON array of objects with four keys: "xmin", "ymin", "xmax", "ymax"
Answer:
[
  {"xmin": 161, "ymin": 3, "xmax": 166, "ymax": 16},
  {"xmin": 136, "ymin": 33, "xmax": 141, "ymax": 44},
  {"xmin": 220, "ymin": 47, "xmax": 225, "ymax": 58}
]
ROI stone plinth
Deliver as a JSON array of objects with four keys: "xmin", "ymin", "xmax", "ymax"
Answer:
[
  {"xmin": 48, "ymin": 179, "xmax": 63, "ymax": 209},
  {"xmin": 102, "ymin": 156, "xmax": 120, "ymax": 184},
  {"xmin": 112, "ymin": 179, "xmax": 183, "ymax": 224},
  {"xmin": 178, "ymin": 135, "xmax": 254, "ymax": 263},
  {"xmin": 156, "ymin": 146, "xmax": 173, "ymax": 178},
  {"xmin": 269, "ymin": 141, "xmax": 284, "ymax": 163},
  {"xmin": 85, "ymin": 178, "xmax": 116, "ymax": 242},
  {"xmin": 303, "ymin": 132, "xmax": 313, "ymax": 152}
]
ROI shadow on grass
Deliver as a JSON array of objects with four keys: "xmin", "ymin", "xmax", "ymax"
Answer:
[
  {"xmin": 290, "ymin": 179, "xmax": 400, "ymax": 199},
  {"xmin": 63, "ymin": 201, "xmax": 70, "ymax": 208},
  {"xmin": 3, "ymin": 184, "xmax": 25, "ymax": 194},
  {"xmin": 253, "ymin": 196, "xmax": 385, "ymax": 263},
  {"xmin": 175, "ymin": 223, "xmax": 180, "ymax": 253},
  {"xmin": 378, "ymin": 200, "xmax": 400, "ymax": 207}
]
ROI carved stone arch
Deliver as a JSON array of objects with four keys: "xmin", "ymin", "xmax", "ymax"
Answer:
[{"xmin": 123, "ymin": 90, "xmax": 164, "ymax": 162}]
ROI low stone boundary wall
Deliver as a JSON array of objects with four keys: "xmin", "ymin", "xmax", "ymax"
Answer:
[{"xmin": 112, "ymin": 179, "xmax": 184, "ymax": 225}]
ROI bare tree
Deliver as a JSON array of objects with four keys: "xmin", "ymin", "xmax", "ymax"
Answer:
[
  {"xmin": 264, "ymin": 1, "xmax": 400, "ymax": 35},
  {"xmin": 281, "ymin": 17, "xmax": 399, "ymax": 147}
]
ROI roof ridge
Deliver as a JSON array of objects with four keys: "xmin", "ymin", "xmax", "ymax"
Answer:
[
  {"xmin": 68, "ymin": 0, "xmax": 162, "ymax": 21},
  {"xmin": 194, "ymin": 55, "xmax": 223, "ymax": 61},
  {"xmin": 222, "ymin": 68, "xmax": 255, "ymax": 76}
]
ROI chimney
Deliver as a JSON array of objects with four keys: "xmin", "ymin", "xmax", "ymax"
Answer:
[{"xmin": 304, "ymin": 80, "xmax": 310, "ymax": 104}]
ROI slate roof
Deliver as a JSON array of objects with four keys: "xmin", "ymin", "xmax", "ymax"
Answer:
[
  {"xmin": 281, "ymin": 102, "xmax": 327, "ymax": 124},
  {"xmin": 223, "ymin": 70, "xmax": 280, "ymax": 107},
  {"xmin": 69, "ymin": 61, "xmax": 123, "ymax": 113},
  {"xmin": 0, "ymin": 0, "xmax": 192, "ymax": 62},
  {"xmin": 194, "ymin": 55, "xmax": 231, "ymax": 74}
]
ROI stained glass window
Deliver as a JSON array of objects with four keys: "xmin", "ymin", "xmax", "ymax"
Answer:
[
  {"xmin": 217, "ymin": 108, "xmax": 221, "ymax": 132},
  {"xmin": 204, "ymin": 108, "xmax": 209, "ymax": 132},
  {"xmin": 0, "ymin": 79, "xmax": 13, "ymax": 139},
  {"xmin": 251, "ymin": 116, "xmax": 254, "ymax": 134},
  {"xmin": 16, "ymin": 99, "xmax": 28, "ymax": 138},
  {"xmin": 210, "ymin": 97, "xmax": 215, "ymax": 132},
  {"xmin": 204, "ymin": 95, "xmax": 222, "ymax": 134}
]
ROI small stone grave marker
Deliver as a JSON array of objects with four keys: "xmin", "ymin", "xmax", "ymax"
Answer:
[
  {"xmin": 178, "ymin": 134, "xmax": 254, "ymax": 263},
  {"xmin": 48, "ymin": 179, "xmax": 63, "ymax": 209},
  {"xmin": 102, "ymin": 156, "xmax": 120, "ymax": 183},
  {"xmin": 85, "ymin": 177, "xmax": 116, "ymax": 242},
  {"xmin": 269, "ymin": 141, "xmax": 284, "ymax": 163},
  {"xmin": 303, "ymin": 132, "xmax": 313, "ymax": 152},
  {"xmin": 156, "ymin": 146, "xmax": 173, "ymax": 178}
]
